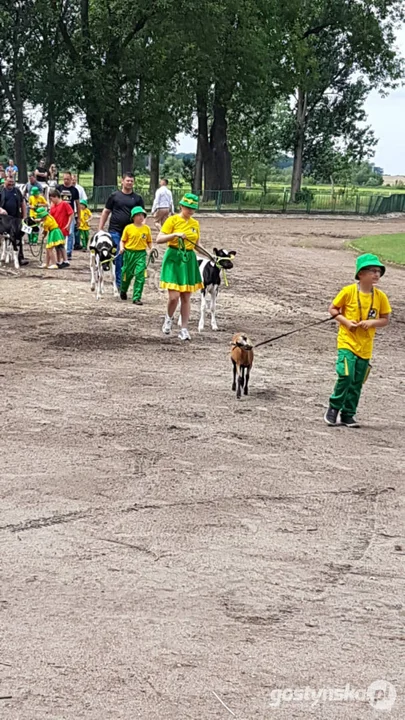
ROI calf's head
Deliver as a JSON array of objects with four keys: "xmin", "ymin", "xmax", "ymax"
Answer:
[{"xmin": 214, "ymin": 248, "xmax": 236, "ymax": 270}]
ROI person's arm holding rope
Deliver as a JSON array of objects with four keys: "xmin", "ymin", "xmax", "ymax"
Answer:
[
  {"xmin": 156, "ymin": 230, "xmax": 187, "ymax": 244},
  {"xmin": 328, "ymin": 302, "xmax": 358, "ymax": 331}
]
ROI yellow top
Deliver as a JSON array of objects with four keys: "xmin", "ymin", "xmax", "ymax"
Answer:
[
  {"xmin": 121, "ymin": 223, "xmax": 152, "ymax": 251},
  {"xmin": 42, "ymin": 214, "xmax": 59, "ymax": 233},
  {"xmin": 29, "ymin": 195, "xmax": 47, "ymax": 218},
  {"xmin": 332, "ymin": 283, "xmax": 391, "ymax": 360},
  {"xmin": 78, "ymin": 207, "xmax": 92, "ymax": 231},
  {"xmin": 161, "ymin": 213, "xmax": 200, "ymax": 251}
]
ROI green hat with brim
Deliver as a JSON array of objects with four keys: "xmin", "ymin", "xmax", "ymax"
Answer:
[
  {"xmin": 34, "ymin": 207, "xmax": 49, "ymax": 219},
  {"xmin": 355, "ymin": 253, "xmax": 386, "ymax": 279},
  {"xmin": 179, "ymin": 193, "xmax": 199, "ymax": 210},
  {"xmin": 80, "ymin": 199, "xmax": 88, "ymax": 207},
  {"xmin": 131, "ymin": 206, "xmax": 147, "ymax": 218},
  {"xmin": 30, "ymin": 187, "xmax": 40, "ymax": 195}
]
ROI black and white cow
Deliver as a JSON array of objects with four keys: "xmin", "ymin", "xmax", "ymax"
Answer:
[
  {"xmin": 178, "ymin": 247, "xmax": 236, "ymax": 332},
  {"xmin": 89, "ymin": 230, "xmax": 119, "ymax": 300},
  {"xmin": 0, "ymin": 215, "xmax": 22, "ymax": 269}
]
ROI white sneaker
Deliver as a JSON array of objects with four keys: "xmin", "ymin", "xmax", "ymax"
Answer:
[
  {"xmin": 178, "ymin": 328, "xmax": 191, "ymax": 341},
  {"xmin": 48, "ymin": 264, "xmax": 58, "ymax": 269},
  {"xmin": 162, "ymin": 314, "xmax": 173, "ymax": 335}
]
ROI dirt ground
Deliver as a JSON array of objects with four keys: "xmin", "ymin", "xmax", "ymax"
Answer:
[{"xmin": 1, "ymin": 215, "xmax": 404, "ymax": 720}]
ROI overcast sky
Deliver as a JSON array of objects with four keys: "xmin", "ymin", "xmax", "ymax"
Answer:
[{"xmin": 176, "ymin": 24, "xmax": 405, "ymax": 175}]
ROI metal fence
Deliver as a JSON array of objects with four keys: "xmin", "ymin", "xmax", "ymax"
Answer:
[{"xmin": 83, "ymin": 186, "xmax": 405, "ymax": 216}]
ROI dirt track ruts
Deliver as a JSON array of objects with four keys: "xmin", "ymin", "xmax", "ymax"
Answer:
[{"xmin": 1, "ymin": 214, "xmax": 404, "ymax": 719}]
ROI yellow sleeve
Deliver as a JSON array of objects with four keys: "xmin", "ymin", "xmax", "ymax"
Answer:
[
  {"xmin": 121, "ymin": 226, "xmax": 129, "ymax": 245},
  {"xmin": 29, "ymin": 197, "xmax": 35, "ymax": 208},
  {"xmin": 332, "ymin": 286, "xmax": 350, "ymax": 308},
  {"xmin": 39, "ymin": 196, "xmax": 47, "ymax": 205},
  {"xmin": 379, "ymin": 292, "xmax": 392, "ymax": 315},
  {"xmin": 146, "ymin": 226, "xmax": 152, "ymax": 245},
  {"xmin": 161, "ymin": 216, "xmax": 175, "ymax": 234},
  {"xmin": 86, "ymin": 209, "xmax": 92, "ymax": 222}
]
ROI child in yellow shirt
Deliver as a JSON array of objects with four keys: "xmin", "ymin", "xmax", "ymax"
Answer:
[
  {"xmin": 34, "ymin": 206, "xmax": 66, "ymax": 269},
  {"xmin": 78, "ymin": 199, "xmax": 92, "ymax": 250},
  {"xmin": 28, "ymin": 187, "xmax": 47, "ymax": 244},
  {"xmin": 325, "ymin": 253, "xmax": 391, "ymax": 428},
  {"xmin": 119, "ymin": 206, "xmax": 152, "ymax": 304}
]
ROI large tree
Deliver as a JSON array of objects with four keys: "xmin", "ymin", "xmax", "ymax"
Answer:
[{"xmin": 281, "ymin": 0, "xmax": 404, "ymax": 200}]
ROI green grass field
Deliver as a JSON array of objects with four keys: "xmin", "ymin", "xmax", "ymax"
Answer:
[
  {"xmin": 349, "ymin": 234, "xmax": 405, "ymax": 265},
  {"xmin": 77, "ymin": 172, "xmax": 405, "ymax": 197}
]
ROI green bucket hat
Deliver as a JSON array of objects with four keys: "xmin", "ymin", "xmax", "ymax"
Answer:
[
  {"xmin": 34, "ymin": 206, "xmax": 49, "ymax": 219},
  {"xmin": 179, "ymin": 193, "xmax": 199, "ymax": 210},
  {"xmin": 131, "ymin": 206, "xmax": 146, "ymax": 217},
  {"xmin": 30, "ymin": 186, "xmax": 40, "ymax": 196},
  {"xmin": 355, "ymin": 253, "xmax": 385, "ymax": 279},
  {"xmin": 80, "ymin": 199, "xmax": 88, "ymax": 207}
]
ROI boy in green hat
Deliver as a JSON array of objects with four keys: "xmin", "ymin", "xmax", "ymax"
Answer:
[
  {"xmin": 78, "ymin": 199, "xmax": 92, "ymax": 250},
  {"xmin": 28, "ymin": 186, "xmax": 47, "ymax": 245},
  {"xmin": 119, "ymin": 206, "xmax": 152, "ymax": 304},
  {"xmin": 324, "ymin": 253, "xmax": 391, "ymax": 428}
]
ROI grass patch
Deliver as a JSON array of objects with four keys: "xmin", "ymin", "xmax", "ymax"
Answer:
[{"xmin": 348, "ymin": 234, "xmax": 405, "ymax": 265}]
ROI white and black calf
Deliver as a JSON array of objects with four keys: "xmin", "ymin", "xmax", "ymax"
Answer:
[
  {"xmin": 0, "ymin": 216, "xmax": 22, "ymax": 269},
  {"xmin": 194, "ymin": 248, "xmax": 236, "ymax": 332},
  {"xmin": 89, "ymin": 230, "xmax": 119, "ymax": 300}
]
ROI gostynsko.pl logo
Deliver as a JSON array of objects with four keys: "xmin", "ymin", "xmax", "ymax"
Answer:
[{"xmin": 269, "ymin": 680, "xmax": 396, "ymax": 712}]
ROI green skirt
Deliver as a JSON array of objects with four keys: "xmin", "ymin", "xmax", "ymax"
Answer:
[
  {"xmin": 47, "ymin": 227, "xmax": 65, "ymax": 249},
  {"xmin": 160, "ymin": 246, "xmax": 204, "ymax": 293}
]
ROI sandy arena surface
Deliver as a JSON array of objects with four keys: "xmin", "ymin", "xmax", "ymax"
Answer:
[{"xmin": 1, "ymin": 215, "xmax": 404, "ymax": 719}]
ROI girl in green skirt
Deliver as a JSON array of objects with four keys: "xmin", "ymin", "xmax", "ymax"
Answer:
[{"xmin": 157, "ymin": 193, "xmax": 204, "ymax": 341}]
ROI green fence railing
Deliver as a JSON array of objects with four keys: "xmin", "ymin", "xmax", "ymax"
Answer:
[{"xmin": 83, "ymin": 186, "xmax": 405, "ymax": 216}]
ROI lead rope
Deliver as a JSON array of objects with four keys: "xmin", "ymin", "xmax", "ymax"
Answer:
[{"xmin": 254, "ymin": 316, "xmax": 334, "ymax": 349}]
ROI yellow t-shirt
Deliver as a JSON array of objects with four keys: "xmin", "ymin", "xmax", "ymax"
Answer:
[
  {"xmin": 29, "ymin": 195, "xmax": 47, "ymax": 218},
  {"xmin": 332, "ymin": 283, "xmax": 392, "ymax": 359},
  {"xmin": 78, "ymin": 207, "xmax": 92, "ymax": 231},
  {"xmin": 42, "ymin": 215, "xmax": 59, "ymax": 233},
  {"xmin": 161, "ymin": 214, "xmax": 200, "ymax": 250},
  {"xmin": 121, "ymin": 223, "xmax": 152, "ymax": 251}
]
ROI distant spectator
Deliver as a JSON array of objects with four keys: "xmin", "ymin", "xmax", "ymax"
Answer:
[
  {"xmin": 72, "ymin": 174, "xmax": 87, "ymax": 201},
  {"xmin": 26, "ymin": 172, "xmax": 43, "ymax": 196},
  {"xmin": 56, "ymin": 171, "xmax": 81, "ymax": 260},
  {"xmin": 152, "ymin": 178, "xmax": 174, "ymax": 229},
  {"xmin": 35, "ymin": 159, "xmax": 48, "ymax": 185},
  {"xmin": 5, "ymin": 158, "xmax": 18, "ymax": 179},
  {"xmin": 48, "ymin": 164, "xmax": 59, "ymax": 185}
]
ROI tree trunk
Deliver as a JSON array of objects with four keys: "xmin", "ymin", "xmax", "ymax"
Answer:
[
  {"xmin": 121, "ymin": 140, "xmax": 135, "ymax": 176},
  {"xmin": 149, "ymin": 152, "xmax": 159, "ymax": 195},
  {"xmin": 14, "ymin": 80, "xmax": 27, "ymax": 183},
  {"xmin": 45, "ymin": 104, "xmax": 56, "ymax": 168},
  {"xmin": 194, "ymin": 93, "xmax": 209, "ymax": 195},
  {"xmin": 92, "ymin": 132, "xmax": 118, "ymax": 186},
  {"xmin": 290, "ymin": 88, "xmax": 307, "ymax": 202},
  {"xmin": 206, "ymin": 98, "xmax": 233, "ymax": 192}
]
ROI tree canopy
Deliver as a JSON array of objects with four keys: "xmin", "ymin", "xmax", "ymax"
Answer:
[{"xmin": 0, "ymin": 0, "xmax": 403, "ymax": 191}]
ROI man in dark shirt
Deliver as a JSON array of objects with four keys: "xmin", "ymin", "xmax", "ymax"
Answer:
[
  {"xmin": 98, "ymin": 173, "xmax": 144, "ymax": 288},
  {"xmin": 0, "ymin": 176, "xmax": 28, "ymax": 265},
  {"xmin": 35, "ymin": 159, "xmax": 48, "ymax": 185},
  {"xmin": 57, "ymin": 171, "xmax": 81, "ymax": 259}
]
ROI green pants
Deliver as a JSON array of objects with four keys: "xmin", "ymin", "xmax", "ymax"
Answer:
[
  {"xmin": 120, "ymin": 249, "xmax": 147, "ymax": 301},
  {"xmin": 80, "ymin": 229, "xmax": 89, "ymax": 249},
  {"xmin": 329, "ymin": 349, "xmax": 370, "ymax": 417}
]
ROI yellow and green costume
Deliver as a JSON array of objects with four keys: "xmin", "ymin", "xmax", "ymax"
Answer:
[
  {"xmin": 35, "ymin": 207, "xmax": 65, "ymax": 249},
  {"xmin": 329, "ymin": 254, "xmax": 391, "ymax": 417},
  {"xmin": 159, "ymin": 194, "xmax": 203, "ymax": 293},
  {"xmin": 120, "ymin": 211, "xmax": 152, "ymax": 301}
]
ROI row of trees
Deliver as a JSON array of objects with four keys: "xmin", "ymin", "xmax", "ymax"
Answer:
[{"xmin": 1, "ymin": 0, "xmax": 403, "ymax": 198}]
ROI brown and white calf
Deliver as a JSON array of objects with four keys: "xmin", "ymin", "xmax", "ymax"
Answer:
[{"xmin": 231, "ymin": 333, "xmax": 254, "ymax": 399}]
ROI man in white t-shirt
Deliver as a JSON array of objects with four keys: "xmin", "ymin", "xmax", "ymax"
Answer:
[
  {"xmin": 151, "ymin": 178, "xmax": 174, "ymax": 229},
  {"xmin": 72, "ymin": 174, "xmax": 88, "ymax": 201}
]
